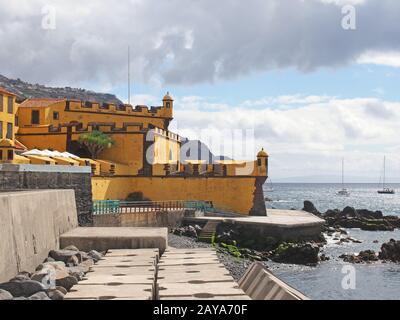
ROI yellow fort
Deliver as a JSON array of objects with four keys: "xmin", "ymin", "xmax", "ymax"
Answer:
[{"xmin": 2, "ymin": 89, "xmax": 269, "ymax": 216}]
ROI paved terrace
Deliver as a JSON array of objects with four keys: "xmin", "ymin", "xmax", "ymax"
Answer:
[{"xmin": 194, "ymin": 209, "xmax": 324, "ymax": 227}]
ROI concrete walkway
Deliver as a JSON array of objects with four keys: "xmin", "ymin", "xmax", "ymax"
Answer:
[
  {"xmin": 65, "ymin": 249, "xmax": 159, "ymax": 300},
  {"xmin": 157, "ymin": 248, "xmax": 250, "ymax": 300},
  {"xmin": 65, "ymin": 248, "xmax": 250, "ymax": 300}
]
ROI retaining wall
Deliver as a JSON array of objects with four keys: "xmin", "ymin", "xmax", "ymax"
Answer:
[
  {"xmin": 93, "ymin": 210, "xmax": 192, "ymax": 229},
  {"xmin": 0, "ymin": 164, "xmax": 93, "ymax": 225},
  {"xmin": 0, "ymin": 190, "xmax": 78, "ymax": 283}
]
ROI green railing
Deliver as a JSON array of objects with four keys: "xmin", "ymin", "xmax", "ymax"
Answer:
[{"xmin": 92, "ymin": 200, "xmax": 215, "ymax": 215}]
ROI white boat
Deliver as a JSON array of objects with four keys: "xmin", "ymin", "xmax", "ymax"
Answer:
[
  {"xmin": 378, "ymin": 156, "xmax": 395, "ymax": 194},
  {"xmin": 337, "ymin": 158, "xmax": 350, "ymax": 196}
]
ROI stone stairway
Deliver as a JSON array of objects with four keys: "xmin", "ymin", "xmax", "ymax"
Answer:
[{"xmin": 198, "ymin": 221, "xmax": 220, "ymax": 243}]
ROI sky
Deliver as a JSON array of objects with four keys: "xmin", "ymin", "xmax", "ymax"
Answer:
[{"xmin": 1, "ymin": 0, "xmax": 400, "ymax": 181}]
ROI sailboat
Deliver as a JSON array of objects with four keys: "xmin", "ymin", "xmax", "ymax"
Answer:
[
  {"xmin": 378, "ymin": 156, "xmax": 395, "ymax": 194},
  {"xmin": 337, "ymin": 158, "xmax": 350, "ymax": 196},
  {"xmin": 265, "ymin": 177, "xmax": 274, "ymax": 192}
]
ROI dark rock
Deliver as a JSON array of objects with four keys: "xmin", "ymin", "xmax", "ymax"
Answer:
[
  {"xmin": 67, "ymin": 266, "xmax": 85, "ymax": 281},
  {"xmin": 339, "ymin": 250, "xmax": 378, "ymax": 263},
  {"xmin": 27, "ymin": 292, "xmax": 51, "ymax": 300},
  {"xmin": 9, "ymin": 274, "xmax": 31, "ymax": 282},
  {"xmin": 341, "ymin": 207, "xmax": 358, "ymax": 218},
  {"xmin": 79, "ymin": 251, "xmax": 91, "ymax": 261},
  {"xmin": 379, "ymin": 239, "xmax": 400, "ymax": 262},
  {"xmin": 56, "ymin": 286, "xmax": 68, "ymax": 295},
  {"xmin": 320, "ymin": 254, "xmax": 330, "ymax": 261},
  {"xmin": 56, "ymin": 275, "xmax": 78, "ymax": 291},
  {"xmin": 63, "ymin": 245, "xmax": 80, "ymax": 252},
  {"xmin": 0, "ymin": 280, "xmax": 46, "ymax": 297},
  {"xmin": 46, "ymin": 289, "xmax": 65, "ymax": 300},
  {"xmin": 373, "ymin": 240, "xmax": 379, "ymax": 244},
  {"xmin": 271, "ymin": 243, "xmax": 320, "ymax": 266},
  {"xmin": 357, "ymin": 209, "xmax": 383, "ymax": 219},
  {"xmin": 302, "ymin": 201, "xmax": 320, "ymax": 215},
  {"xmin": 88, "ymin": 250, "xmax": 103, "ymax": 262},
  {"xmin": 0, "ymin": 289, "xmax": 13, "ymax": 300},
  {"xmin": 49, "ymin": 250, "xmax": 80, "ymax": 264}
]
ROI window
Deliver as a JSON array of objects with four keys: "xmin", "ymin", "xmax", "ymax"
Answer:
[
  {"xmin": 257, "ymin": 159, "xmax": 262, "ymax": 166},
  {"xmin": 7, "ymin": 97, "xmax": 13, "ymax": 114},
  {"xmin": 0, "ymin": 150, "xmax": 2, "ymax": 160},
  {"xmin": 7, "ymin": 150, "xmax": 13, "ymax": 161},
  {"xmin": 15, "ymin": 116, "xmax": 18, "ymax": 127},
  {"xmin": 6, "ymin": 123, "xmax": 13, "ymax": 139},
  {"xmin": 166, "ymin": 102, "xmax": 171, "ymax": 108},
  {"xmin": 53, "ymin": 111, "xmax": 59, "ymax": 120},
  {"xmin": 0, "ymin": 122, "xmax": 2, "ymax": 139},
  {"xmin": 0, "ymin": 94, "xmax": 3, "ymax": 112},
  {"xmin": 31, "ymin": 110, "xmax": 40, "ymax": 125}
]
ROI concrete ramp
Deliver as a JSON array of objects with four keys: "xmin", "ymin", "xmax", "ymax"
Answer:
[
  {"xmin": 238, "ymin": 262, "xmax": 309, "ymax": 300},
  {"xmin": 157, "ymin": 248, "xmax": 250, "ymax": 300}
]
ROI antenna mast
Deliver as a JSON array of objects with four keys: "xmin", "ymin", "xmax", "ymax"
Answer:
[{"xmin": 128, "ymin": 46, "xmax": 131, "ymax": 105}]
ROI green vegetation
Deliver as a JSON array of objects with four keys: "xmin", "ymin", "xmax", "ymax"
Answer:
[{"xmin": 78, "ymin": 130, "xmax": 115, "ymax": 159}]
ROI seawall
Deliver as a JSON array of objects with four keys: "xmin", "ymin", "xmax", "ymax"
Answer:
[
  {"xmin": 92, "ymin": 176, "xmax": 267, "ymax": 216},
  {"xmin": 0, "ymin": 190, "xmax": 78, "ymax": 283}
]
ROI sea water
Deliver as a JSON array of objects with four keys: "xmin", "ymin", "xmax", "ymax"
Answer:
[{"xmin": 263, "ymin": 183, "xmax": 400, "ymax": 300}]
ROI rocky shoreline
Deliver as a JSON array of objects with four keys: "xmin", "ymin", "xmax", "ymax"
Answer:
[
  {"xmin": 0, "ymin": 246, "xmax": 104, "ymax": 300},
  {"xmin": 303, "ymin": 201, "xmax": 400, "ymax": 231}
]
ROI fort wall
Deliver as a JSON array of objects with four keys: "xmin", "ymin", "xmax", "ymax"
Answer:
[{"xmin": 92, "ymin": 176, "xmax": 267, "ymax": 216}]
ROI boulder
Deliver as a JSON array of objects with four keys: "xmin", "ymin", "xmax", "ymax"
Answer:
[
  {"xmin": 357, "ymin": 209, "xmax": 383, "ymax": 219},
  {"xmin": 88, "ymin": 250, "xmax": 103, "ymax": 262},
  {"xmin": 63, "ymin": 245, "xmax": 80, "ymax": 252},
  {"xmin": 46, "ymin": 289, "xmax": 65, "ymax": 300},
  {"xmin": 28, "ymin": 292, "xmax": 51, "ymax": 300},
  {"xmin": 67, "ymin": 266, "xmax": 86, "ymax": 281},
  {"xmin": 31, "ymin": 265, "xmax": 57, "ymax": 289},
  {"xmin": 56, "ymin": 275, "xmax": 78, "ymax": 291},
  {"xmin": 0, "ymin": 280, "xmax": 46, "ymax": 297},
  {"xmin": 183, "ymin": 225, "xmax": 198, "ymax": 238},
  {"xmin": 56, "ymin": 286, "xmax": 68, "ymax": 295},
  {"xmin": 49, "ymin": 250, "xmax": 80, "ymax": 265},
  {"xmin": 379, "ymin": 239, "xmax": 400, "ymax": 262},
  {"xmin": 341, "ymin": 207, "xmax": 358, "ymax": 218},
  {"xmin": 271, "ymin": 243, "xmax": 320, "ymax": 266},
  {"xmin": 302, "ymin": 201, "xmax": 320, "ymax": 215},
  {"xmin": 0, "ymin": 289, "xmax": 13, "ymax": 300},
  {"xmin": 9, "ymin": 274, "xmax": 31, "ymax": 282},
  {"xmin": 339, "ymin": 250, "xmax": 378, "ymax": 263}
]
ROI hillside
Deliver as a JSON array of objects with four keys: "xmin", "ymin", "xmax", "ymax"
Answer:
[{"xmin": 0, "ymin": 74, "xmax": 122, "ymax": 104}]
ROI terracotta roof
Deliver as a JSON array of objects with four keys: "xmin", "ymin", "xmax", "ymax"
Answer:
[
  {"xmin": 257, "ymin": 148, "xmax": 269, "ymax": 157},
  {"xmin": 19, "ymin": 98, "xmax": 66, "ymax": 108},
  {"xmin": 163, "ymin": 92, "xmax": 173, "ymax": 101},
  {"xmin": 0, "ymin": 138, "xmax": 15, "ymax": 147},
  {"xmin": 0, "ymin": 87, "xmax": 16, "ymax": 97}
]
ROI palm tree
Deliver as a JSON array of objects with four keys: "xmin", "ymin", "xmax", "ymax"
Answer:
[{"xmin": 78, "ymin": 130, "xmax": 115, "ymax": 159}]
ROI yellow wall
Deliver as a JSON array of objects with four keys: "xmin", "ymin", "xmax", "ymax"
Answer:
[
  {"xmin": 0, "ymin": 93, "xmax": 16, "ymax": 140},
  {"xmin": 92, "ymin": 176, "xmax": 261, "ymax": 215}
]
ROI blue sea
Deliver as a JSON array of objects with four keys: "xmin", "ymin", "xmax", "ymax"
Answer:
[{"xmin": 262, "ymin": 183, "xmax": 400, "ymax": 300}]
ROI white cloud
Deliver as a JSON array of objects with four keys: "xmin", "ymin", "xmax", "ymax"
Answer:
[
  {"xmin": 170, "ymin": 95, "xmax": 400, "ymax": 179},
  {"xmin": 357, "ymin": 51, "xmax": 400, "ymax": 68}
]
